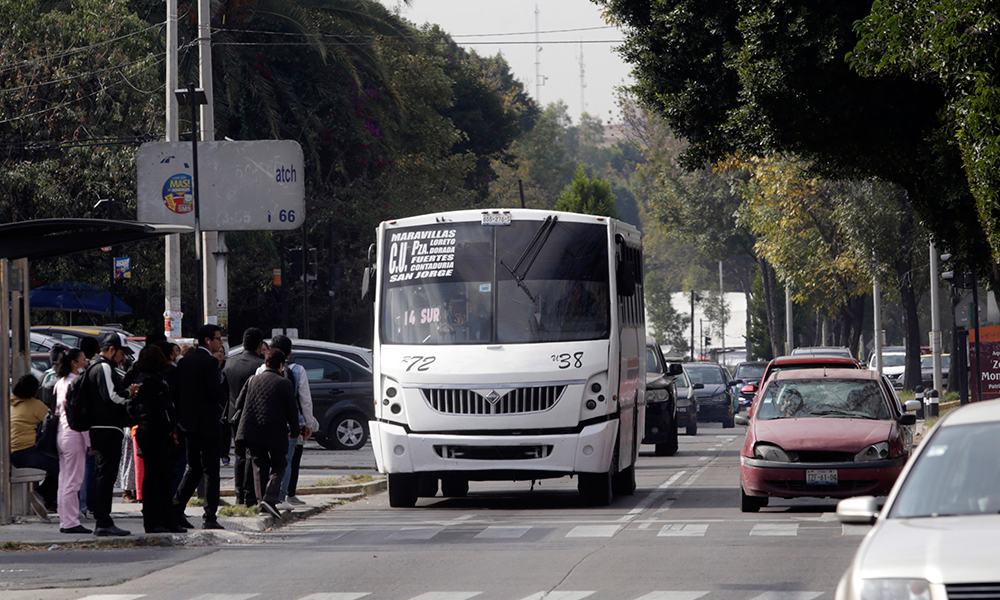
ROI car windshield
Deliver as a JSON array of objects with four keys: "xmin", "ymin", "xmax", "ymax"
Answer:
[
  {"xmin": 686, "ymin": 366, "xmax": 726, "ymax": 385},
  {"xmin": 920, "ymin": 355, "xmax": 951, "ymax": 369},
  {"xmin": 890, "ymin": 422, "xmax": 1000, "ymax": 518},
  {"xmin": 755, "ymin": 378, "xmax": 891, "ymax": 420},
  {"xmin": 882, "ymin": 354, "xmax": 905, "ymax": 367},
  {"xmin": 736, "ymin": 364, "xmax": 766, "ymax": 380},
  {"xmin": 381, "ymin": 220, "xmax": 610, "ymax": 345},
  {"xmin": 646, "ymin": 346, "xmax": 664, "ymax": 375}
]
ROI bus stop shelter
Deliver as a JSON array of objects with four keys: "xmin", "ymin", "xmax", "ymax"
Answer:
[{"xmin": 0, "ymin": 219, "xmax": 191, "ymax": 524}]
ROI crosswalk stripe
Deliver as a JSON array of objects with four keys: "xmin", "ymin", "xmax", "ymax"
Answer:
[
  {"xmin": 77, "ymin": 596, "xmax": 146, "ymax": 600},
  {"xmin": 387, "ymin": 527, "xmax": 444, "ymax": 540},
  {"xmin": 475, "ymin": 526, "xmax": 531, "ymax": 539},
  {"xmin": 657, "ymin": 524, "xmax": 709, "ymax": 537},
  {"xmin": 566, "ymin": 525, "xmax": 622, "ymax": 537},
  {"xmin": 749, "ymin": 523, "xmax": 799, "ymax": 537},
  {"xmin": 842, "ymin": 524, "xmax": 871, "ymax": 536},
  {"xmin": 407, "ymin": 593, "xmax": 481, "ymax": 600},
  {"xmin": 519, "ymin": 592, "xmax": 595, "ymax": 600},
  {"xmin": 634, "ymin": 592, "xmax": 710, "ymax": 600},
  {"xmin": 750, "ymin": 592, "xmax": 822, "ymax": 600},
  {"xmin": 298, "ymin": 595, "xmax": 371, "ymax": 600},
  {"xmin": 188, "ymin": 595, "xmax": 259, "ymax": 600}
]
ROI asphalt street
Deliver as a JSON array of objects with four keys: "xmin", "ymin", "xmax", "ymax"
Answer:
[{"xmin": 0, "ymin": 424, "xmax": 865, "ymax": 600}]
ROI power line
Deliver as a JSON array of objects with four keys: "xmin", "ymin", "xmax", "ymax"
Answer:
[
  {"xmin": 0, "ymin": 52, "xmax": 167, "ymax": 95},
  {"xmin": 214, "ymin": 25, "xmax": 617, "ymax": 40},
  {"xmin": 214, "ymin": 39, "xmax": 623, "ymax": 47},
  {"xmin": 0, "ymin": 23, "xmax": 163, "ymax": 75}
]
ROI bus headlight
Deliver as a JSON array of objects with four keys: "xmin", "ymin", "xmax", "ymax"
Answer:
[{"xmin": 860, "ymin": 579, "xmax": 930, "ymax": 600}]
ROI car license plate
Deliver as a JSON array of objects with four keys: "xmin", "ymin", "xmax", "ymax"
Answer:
[
  {"xmin": 806, "ymin": 469, "xmax": 838, "ymax": 485},
  {"xmin": 481, "ymin": 212, "xmax": 511, "ymax": 226}
]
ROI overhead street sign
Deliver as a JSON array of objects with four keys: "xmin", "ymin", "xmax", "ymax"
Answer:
[{"xmin": 137, "ymin": 140, "xmax": 305, "ymax": 231}]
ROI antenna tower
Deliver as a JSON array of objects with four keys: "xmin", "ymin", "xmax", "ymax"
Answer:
[
  {"xmin": 535, "ymin": 5, "xmax": 547, "ymax": 104},
  {"xmin": 577, "ymin": 41, "xmax": 587, "ymax": 114}
]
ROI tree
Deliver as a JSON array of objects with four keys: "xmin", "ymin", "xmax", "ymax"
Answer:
[{"xmin": 555, "ymin": 165, "xmax": 620, "ymax": 218}]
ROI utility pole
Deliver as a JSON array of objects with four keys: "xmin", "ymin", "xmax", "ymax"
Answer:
[
  {"xmin": 198, "ymin": 0, "xmax": 218, "ymax": 329},
  {"xmin": 534, "ymin": 5, "xmax": 547, "ymax": 104},
  {"xmin": 929, "ymin": 242, "xmax": 943, "ymax": 395},
  {"xmin": 874, "ymin": 279, "xmax": 883, "ymax": 374},
  {"xmin": 719, "ymin": 261, "xmax": 725, "ymax": 364},
  {"xmin": 690, "ymin": 290, "xmax": 697, "ymax": 361},
  {"xmin": 785, "ymin": 285, "xmax": 793, "ymax": 355},
  {"xmin": 164, "ymin": 0, "xmax": 181, "ymax": 338}
]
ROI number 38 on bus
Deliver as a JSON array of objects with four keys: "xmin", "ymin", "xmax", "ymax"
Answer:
[{"xmin": 362, "ymin": 209, "xmax": 646, "ymax": 507}]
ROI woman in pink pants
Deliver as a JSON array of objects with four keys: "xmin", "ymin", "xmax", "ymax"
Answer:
[{"xmin": 56, "ymin": 348, "xmax": 92, "ymax": 534}]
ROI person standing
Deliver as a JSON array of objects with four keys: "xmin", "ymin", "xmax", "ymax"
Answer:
[
  {"xmin": 222, "ymin": 327, "xmax": 265, "ymax": 506},
  {"xmin": 77, "ymin": 335, "xmax": 100, "ymax": 518},
  {"xmin": 86, "ymin": 332, "xmax": 139, "ymax": 537},
  {"xmin": 172, "ymin": 324, "xmax": 226, "ymax": 530},
  {"xmin": 235, "ymin": 348, "xmax": 298, "ymax": 519},
  {"xmin": 9, "ymin": 374, "xmax": 59, "ymax": 511},
  {"xmin": 129, "ymin": 345, "xmax": 186, "ymax": 533},
  {"xmin": 55, "ymin": 348, "xmax": 91, "ymax": 534}
]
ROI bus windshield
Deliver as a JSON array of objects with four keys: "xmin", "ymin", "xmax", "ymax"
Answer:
[{"xmin": 381, "ymin": 219, "xmax": 610, "ymax": 345}]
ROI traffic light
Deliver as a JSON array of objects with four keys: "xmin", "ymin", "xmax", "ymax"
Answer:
[
  {"xmin": 704, "ymin": 336, "xmax": 712, "ymax": 346},
  {"xmin": 288, "ymin": 247, "xmax": 318, "ymax": 282}
]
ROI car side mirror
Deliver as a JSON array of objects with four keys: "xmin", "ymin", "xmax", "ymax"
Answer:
[
  {"xmin": 693, "ymin": 382, "xmax": 704, "ymax": 390},
  {"xmin": 903, "ymin": 400, "xmax": 922, "ymax": 412},
  {"xmin": 734, "ymin": 414, "xmax": 749, "ymax": 426},
  {"xmin": 836, "ymin": 496, "xmax": 879, "ymax": 525},
  {"xmin": 899, "ymin": 413, "xmax": 916, "ymax": 426},
  {"xmin": 727, "ymin": 380, "xmax": 738, "ymax": 387},
  {"xmin": 667, "ymin": 363, "xmax": 684, "ymax": 376},
  {"xmin": 740, "ymin": 384, "xmax": 757, "ymax": 394}
]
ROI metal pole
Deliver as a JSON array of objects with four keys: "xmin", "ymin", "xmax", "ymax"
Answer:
[
  {"xmin": 930, "ymin": 242, "xmax": 943, "ymax": 395},
  {"xmin": 198, "ymin": 0, "xmax": 218, "ymax": 329},
  {"xmin": 874, "ymin": 279, "xmax": 883, "ymax": 374},
  {"xmin": 972, "ymin": 270, "xmax": 983, "ymax": 402},
  {"xmin": 785, "ymin": 285, "xmax": 793, "ymax": 355},
  {"xmin": 189, "ymin": 82, "xmax": 203, "ymax": 325},
  {"xmin": 690, "ymin": 290, "xmax": 696, "ymax": 361},
  {"xmin": 164, "ymin": 0, "xmax": 182, "ymax": 338},
  {"xmin": 280, "ymin": 234, "xmax": 288, "ymax": 334},
  {"xmin": 1, "ymin": 259, "xmax": 12, "ymax": 524},
  {"xmin": 719, "ymin": 261, "xmax": 725, "ymax": 364},
  {"xmin": 302, "ymin": 225, "xmax": 309, "ymax": 339}
]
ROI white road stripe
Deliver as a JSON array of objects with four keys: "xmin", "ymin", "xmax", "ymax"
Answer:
[
  {"xmin": 621, "ymin": 471, "xmax": 687, "ymax": 519},
  {"xmin": 188, "ymin": 595, "xmax": 259, "ymax": 600},
  {"xmin": 77, "ymin": 596, "xmax": 146, "ymax": 600},
  {"xmin": 634, "ymin": 592, "xmax": 710, "ymax": 600},
  {"xmin": 750, "ymin": 523, "xmax": 799, "ymax": 537},
  {"xmin": 299, "ymin": 595, "xmax": 371, "ymax": 600},
  {"xmin": 750, "ymin": 592, "xmax": 823, "ymax": 600},
  {"xmin": 842, "ymin": 524, "xmax": 872, "ymax": 536},
  {"xmin": 408, "ymin": 593, "xmax": 481, "ymax": 600},
  {"xmin": 475, "ymin": 526, "xmax": 531, "ymax": 539},
  {"xmin": 657, "ymin": 523, "xmax": 709, "ymax": 537},
  {"xmin": 519, "ymin": 592, "xmax": 595, "ymax": 600},
  {"xmin": 387, "ymin": 527, "xmax": 445, "ymax": 540},
  {"xmin": 566, "ymin": 525, "xmax": 622, "ymax": 537}
]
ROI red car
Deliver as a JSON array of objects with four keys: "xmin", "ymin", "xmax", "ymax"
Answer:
[{"xmin": 736, "ymin": 368, "xmax": 915, "ymax": 512}]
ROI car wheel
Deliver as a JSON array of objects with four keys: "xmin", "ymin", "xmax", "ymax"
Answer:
[
  {"xmin": 686, "ymin": 416, "xmax": 698, "ymax": 436},
  {"xmin": 723, "ymin": 408, "xmax": 735, "ymax": 429},
  {"xmin": 416, "ymin": 475, "xmax": 439, "ymax": 498},
  {"xmin": 388, "ymin": 473, "xmax": 418, "ymax": 508},
  {"xmin": 740, "ymin": 486, "xmax": 765, "ymax": 513},
  {"xmin": 329, "ymin": 412, "xmax": 369, "ymax": 450},
  {"xmin": 440, "ymin": 476, "xmax": 469, "ymax": 498}
]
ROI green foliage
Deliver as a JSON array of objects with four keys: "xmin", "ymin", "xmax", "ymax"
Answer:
[{"xmin": 555, "ymin": 165, "xmax": 620, "ymax": 218}]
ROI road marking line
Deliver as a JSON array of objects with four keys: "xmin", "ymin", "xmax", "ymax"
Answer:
[
  {"xmin": 750, "ymin": 593, "xmax": 822, "ymax": 600},
  {"xmin": 475, "ymin": 526, "xmax": 531, "ymax": 539},
  {"xmin": 77, "ymin": 596, "xmax": 147, "ymax": 600},
  {"xmin": 408, "ymin": 593, "xmax": 481, "ymax": 600},
  {"xmin": 299, "ymin": 595, "xmax": 371, "ymax": 600},
  {"xmin": 188, "ymin": 595, "xmax": 260, "ymax": 600},
  {"xmin": 386, "ymin": 527, "xmax": 444, "ymax": 540},
  {"xmin": 653, "ymin": 459, "xmax": 717, "ymax": 515},
  {"xmin": 519, "ymin": 592, "xmax": 595, "ymax": 600},
  {"xmin": 617, "ymin": 471, "xmax": 687, "ymax": 522},
  {"xmin": 657, "ymin": 523, "xmax": 709, "ymax": 537},
  {"xmin": 633, "ymin": 592, "xmax": 710, "ymax": 600},
  {"xmin": 750, "ymin": 523, "xmax": 799, "ymax": 536},
  {"xmin": 698, "ymin": 457, "xmax": 709, "ymax": 461},
  {"xmin": 566, "ymin": 525, "xmax": 622, "ymax": 537},
  {"xmin": 842, "ymin": 524, "xmax": 872, "ymax": 536}
]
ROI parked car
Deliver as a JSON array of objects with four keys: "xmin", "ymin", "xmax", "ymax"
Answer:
[
  {"xmin": 919, "ymin": 353, "xmax": 950, "ymax": 388},
  {"xmin": 675, "ymin": 367, "xmax": 698, "ymax": 436},
  {"xmin": 684, "ymin": 362, "xmax": 736, "ymax": 428},
  {"xmin": 735, "ymin": 368, "xmax": 917, "ymax": 512},
  {"xmin": 790, "ymin": 346, "xmax": 855, "ymax": 359},
  {"xmin": 642, "ymin": 340, "xmax": 682, "ymax": 456},
  {"xmin": 228, "ymin": 339, "xmax": 375, "ymax": 450},
  {"xmin": 834, "ymin": 400, "xmax": 1000, "ymax": 600},
  {"xmin": 31, "ymin": 325, "xmax": 143, "ymax": 356},
  {"xmin": 733, "ymin": 361, "xmax": 767, "ymax": 409}
]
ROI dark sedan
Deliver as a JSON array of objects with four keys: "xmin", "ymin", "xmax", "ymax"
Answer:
[{"xmin": 685, "ymin": 362, "xmax": 736, "ymax": 428}]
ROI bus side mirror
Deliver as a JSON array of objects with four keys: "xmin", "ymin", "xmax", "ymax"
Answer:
[
  {"xmin": 617, "ymin": 260, "xmax": 636, "ymax": 297},
  {"xmin": 361, "ymin": 267, "xmax": 375, "ymax": 302},
  {"xmin": 667, "ymin": 363, "xmax": 683, "ymax": 376}
]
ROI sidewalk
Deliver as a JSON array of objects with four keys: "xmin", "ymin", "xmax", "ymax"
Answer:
[{"xmin": 0, "ymin": 478, "xmax": 385, "ymax": 550}]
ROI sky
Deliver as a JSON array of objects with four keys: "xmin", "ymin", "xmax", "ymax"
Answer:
[{"xmin": 378, "ymin": 0, "xmax": 633, "ymax": 126}]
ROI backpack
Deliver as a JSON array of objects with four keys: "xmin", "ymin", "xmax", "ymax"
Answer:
[{"xmin": 65, "ymin": 364, "xmax": 95, "ymax": 432}]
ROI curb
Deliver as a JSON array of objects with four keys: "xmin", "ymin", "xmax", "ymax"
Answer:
[{"xmin": 217, "ymin": 478, "xmax": 385, "ymax": 498}]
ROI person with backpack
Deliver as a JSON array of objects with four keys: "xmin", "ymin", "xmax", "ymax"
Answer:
[
  {"xmin": 85, "ymin": 331, "xmax": 139, "ymax": 537},
  {"xmin": 55, "ymin": 348, "xmax": 91, "ymax": 534},
  {"xmin": 222, "ymin": 327, "xmax": 265, "ymax": 506}
]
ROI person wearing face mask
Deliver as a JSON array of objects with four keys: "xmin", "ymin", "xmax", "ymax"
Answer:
[{"xmin": 55, "ymin": 348, "xmax": 92, "ymax": 534}]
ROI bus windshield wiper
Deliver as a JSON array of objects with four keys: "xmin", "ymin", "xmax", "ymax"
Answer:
[{"xmin": 500, "ymin": 215, "xmax": 558, "ymax": 303}]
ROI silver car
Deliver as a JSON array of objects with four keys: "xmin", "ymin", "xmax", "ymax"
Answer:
[{"xmin": 835, "ymin": 400, "xmax": 1000, "ymax": 600}]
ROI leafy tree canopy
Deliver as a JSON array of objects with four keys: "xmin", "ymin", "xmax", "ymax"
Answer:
[{"xmin": 555, "ymin": 165, "xmax": 620, "ymax": 219}]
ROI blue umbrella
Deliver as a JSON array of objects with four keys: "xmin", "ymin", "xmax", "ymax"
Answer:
[{"xmin": 29, "ymin": 281, "xmax": 132, "ymax": 316}]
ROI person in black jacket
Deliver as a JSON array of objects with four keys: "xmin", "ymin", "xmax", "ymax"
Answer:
[
  {"xmin": 234, "ymin": 348, "xmax": 298, "ymax": 519},
  {"xmin": 87, "ymin": 331, "xmax": 139, "ymax": 537},
  {"xmin": 128, "ymin": 345, "xmax": 186, "ymax": 533},
  {"xmin": 171, "ymin": 324, "xmax": 226, "ymax": 530},
  {"xmin": 222, "ymin": 327, "xmax": 265, "ymax": 506}
]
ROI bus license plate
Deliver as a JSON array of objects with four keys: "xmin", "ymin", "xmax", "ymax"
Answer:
[
  {"xmin": 806, "ymin": 470, "xmax": 838, "ymax": 485},
  {"xmin": 481, "ymin": 212, "xmax": 511, "ymax": 226}
]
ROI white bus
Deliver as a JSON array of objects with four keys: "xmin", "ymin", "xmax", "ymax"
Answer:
[{"xmin": 365, "ymin": 208, "xmax": 645, "ymax": 507}]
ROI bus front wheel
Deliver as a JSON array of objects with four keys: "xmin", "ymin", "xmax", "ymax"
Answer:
[{"xmin": 388, "ymin": 474, "xmax": 418, "ymax": 507}]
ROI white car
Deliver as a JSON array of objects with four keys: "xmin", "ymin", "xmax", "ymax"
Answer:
[{"xmin": 835, "ymin": 400, "xmax": 1000, "ymax": 600}]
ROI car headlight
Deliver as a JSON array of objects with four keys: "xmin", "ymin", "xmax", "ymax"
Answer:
[
  {"xmin": 855, "ymin": 441, "xmax": 890, "ymax": 462},
  {"xmin": 861, "ymin": 579, "xmax": 930, "ymax": 600},
  {"xmin": 753, "ymin": 443, "xmax": 793, "ymax": 462},
  {"xmin": 645, "ymin": 388, "xmax": 669, "ymax": 402}
]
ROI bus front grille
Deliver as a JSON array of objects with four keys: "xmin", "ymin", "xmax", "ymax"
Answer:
[{"xmin": 422, "ymin": 386, "xmax": 566, "ymax": 415}]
